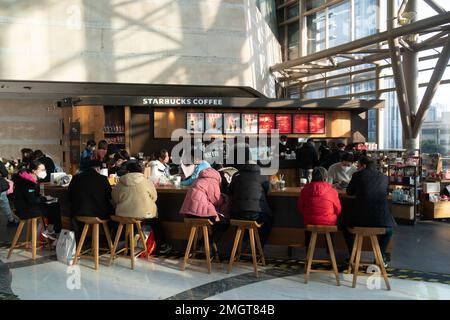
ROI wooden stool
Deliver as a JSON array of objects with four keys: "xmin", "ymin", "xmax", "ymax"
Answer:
[
  {"xmin": 227, "ymin": 219, "xmax": 265, "ymax": 277},
  {"xmin": 181, "ymin": 218, "xmax": 219, "ymax": 274},
  {"xmin": 108, "ymin": 216, "xmax": 149, "ymax": 270},
  {"xmin": 304, "ymin": 225, "xmax": 340, "ymax": 286},
  {"xmin": 73, "ymin": 216, "xmax": 113, "ymax": 270},
  {"xmin": 347, "ymin": 227, "xmax": 391, "ymax": 290},
  {"xmin": 8, "ymin": 217, "xmax": 51, "ymax": 260}
]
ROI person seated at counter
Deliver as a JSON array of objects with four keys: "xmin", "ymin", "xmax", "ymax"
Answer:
[
  {"xmin": 91, "ymin": 140, "xmax": 108, "ymax": 162},
  {"xmin": 19, "ymin": 148, "xmax": 34, "ymax": 170},
  {"xmin": 12, "ymin": 160, "xmax": 62, "ymax": 240},
  {"xmin": 180, "ymin": 147, "xmax": 211, "ymax": 187},
  {"xmin": 149, "ymin": 149, "xmax": 172, "ymax": 185},
  {"xmin": 296, "ymin": 138, "xmax": 319, "ymax": 183},
  {"xmin": 327, "ymin": 152, "xmax": 357, "ymax": 187},
  {"xmin": 344, "ymin": 156, "xmax": 395, "ymax": 267},
  {"xmin": 31, "ymin": 150, "xmax": 56, "ymax": 183},
  {"xmin": 228, "ymin": 146, "xmax": 272, "ymax": 247},
  {"xmin": 80, "ymin": 140, "xmax": 96, "ymax": 172},
  {"xmin": 68, "ymin": 160, "xmax": 114, "ymax": 222},
  {"xmin": 179, "ymin": 166, "xmax": 227, "ymax": 252},
  {"xmin": 109, "ymin": 150, "xmax": 131, "ymax": 177},
  {"xmin": 297, "ymin": 167, "xmax": 341, "ymax": 249},
  {"xmin": 112, "ymin": 162, "xmax": 172, "ymax": 255}
]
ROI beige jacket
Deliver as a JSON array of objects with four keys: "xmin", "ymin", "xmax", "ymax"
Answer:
[{"xmin": 112, "ymin": 172, "xmax": 158, "ymax": 219}]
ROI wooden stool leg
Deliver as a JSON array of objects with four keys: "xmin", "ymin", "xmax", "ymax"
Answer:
[
  {"xmin": 249, "ymin": 228, "xmax": 258, "ymax": 277},
  {"xmin": 254, "ymin": 229, "xmax": 266, "ymax": 266},
  {"xmin": 74, "ymin": 224, "xmax": 89, "ymax": 265},
  {"xmin": 181, "ymin": 226, "xmax": 197, "ymax": 271},
  {"xmin": 93, "ymin": 224, "xmax": 99, "ymax": 270},
  {"xmin": 25, "ymin": 220, "xmax": 31, "ymax": 249},
  {"xmin": 191, "ymin": 227, "xmax": 199, "ymax": 259},
  {"xmin": 8, "ymin": 220, "xmax": 26, "ymax": 259},
  {"xmin": 352, "ymin": 235, "xmax": 364, "ymax": 288},
  {"xmin": 370, "ymin": 235, "xmax": 391, "ymax": 290},
  {"xmin": 227, "ymin": 228, "xmax": 242, "ymax": 274},
  {"xmin": 348, "ymin": 234, "xmax": 358, "ymax": 274},
  {"xmin": 102, "ymin": 222, "xmax": 113, "ymax": 252},
  {"xmin": 136, "ymin": 222, "xmax": 149, "ymax": 261},
  {"xmin": 31, "ymin": 218, "xmax": 37, "ymax": 260},
  {"xmin": 108, "ymin": 223, "xmax": 123, "ymax": 266},
  {"xmin": 203, "ymin": 226, "xmax": 211, "ymax": 274},
  {"xmin": 129, "ymin": 223, "xmax": 135, "ymax": 270},
  {"xmin": 124, "ymin": 225, "xmax": 130, "ymax": 255},
  {"xmin": 326, "ymin": 233, "xmax": 340, "ymax": 286},
  {"xmin": 236, "ymin": 228, "xmax": 245, "ymax": 262},
  {"xmin": 304, "ymin": 231, "xmax": 317, "ymax": 284}
]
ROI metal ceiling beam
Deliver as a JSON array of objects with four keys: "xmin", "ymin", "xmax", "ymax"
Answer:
[
  {"xmin": 271, "ymin": 11, "xmax": 450, "ymax": 72},
  {"xmin": 412, "ymin": 35, "xmax": 450, "ymax": 137},
  {"xmin": 423, "ymin": 0, "xmax": 447, "ymax": 14}
]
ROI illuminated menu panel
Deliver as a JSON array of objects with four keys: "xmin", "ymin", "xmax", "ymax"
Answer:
[
  {"xmin": 293, "ymin": 114, "xmax": 309, "ymax": 134},
  {"xmin": 275, "ymin": 114, "xmax": 292, "ymax": 134},
  {"xmin": 186, "ymin": 112, "xmax": 204, "ymax": 133},
  {"xmin": 205, "ymin": 113, "xmax": 223, "ymax": 133},
  {"xmin": 241, "ymin": 113, "xmax": 258, "ymax": 134},
  {"xmin": 224, "ymin": 113, "xmax": 241, "ymax": 134},
  {"xmin": 309, "ymin": 114, "xmax": 325, "ymax": 134},
  {"xmin": 258, "ymin": 114, "xmax": 275, "ymax": 133}
]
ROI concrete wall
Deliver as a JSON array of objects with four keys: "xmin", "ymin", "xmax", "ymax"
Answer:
[
  {"xmin": 0, "ymin": 99, "xmax": 62, "ymax": 165},
  {"xmin": 0, "ymin": 0, "xmax": 281, "ymax": 96}
]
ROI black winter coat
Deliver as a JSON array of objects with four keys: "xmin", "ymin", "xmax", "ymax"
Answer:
[
  {"xmin": 0, "ymin": 161, "xmax": 8, "ymax": 177},
  {"xmin": 68, "ymin": 168, "xmax": 114, "ymax": 219},
  {"xmin": 12, "ymin": 172, "xmax": 44, "ymax": 219},
  {"xmin": 229, "ymin": 164, "xmax": 271, "ymax": 220},
  {"xmin": 346, "ymin": 168, "xmax": 395, "ymax": 227},
  {"xmin": 296, "ymin": 143, "xmax": 319, "ymax": 170}
]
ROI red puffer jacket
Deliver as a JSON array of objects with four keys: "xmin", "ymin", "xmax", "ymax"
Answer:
[
  {"xmin": 179, "ymin": 168, "xmax": 223, "ymax": 221},
  {"xmin": 297, "ymin": 181, "xmax": 341, "ymax": 226}
]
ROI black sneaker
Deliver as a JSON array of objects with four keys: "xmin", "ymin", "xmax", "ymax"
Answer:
[{"xmin": 158, "ymin": 244, "xmax": 172, "ymax": 255}]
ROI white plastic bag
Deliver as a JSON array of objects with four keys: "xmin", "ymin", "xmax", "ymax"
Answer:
[{"xmin": 56, "ymin": 229, "xmax": 76, "ymax": 266}]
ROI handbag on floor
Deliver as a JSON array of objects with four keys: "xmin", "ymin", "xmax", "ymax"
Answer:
[
  {"xmin": 138, "ymin": 229, "xmax": 156, "ymax": 258},
  {"xmin": 55, "ymin": 229, "xmax": 76, "ymax": 265}
]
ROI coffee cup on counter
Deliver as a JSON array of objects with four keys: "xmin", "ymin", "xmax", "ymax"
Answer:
[
  {"xmin": 300, "ymin": 178, "xmax": 307, "ymax": 187},
  {"xmin": 279, "ymin": 180, "xmax": 286, "ymax": 190}
]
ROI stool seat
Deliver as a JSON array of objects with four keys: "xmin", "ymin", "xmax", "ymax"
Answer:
[
  {"xmin": 348, "ymin": 227, "xmax": 386, "ymax": 235},
  {"xmin": 228, "ymin": 219, "xmax": 265, "ymax": 277},
  {"xmin": 76, "ymin": 216, "xmax": 110, "ymax": 224},
  {"xmin": 306, "ymin": 225, "xmax": 338, "ymax": 233},
  {"xmin": 181, "ymin": 217, "xmax": 218, "ymax": 274},
  {"xmin": 8, "ymin": 217, "xmax": 51, "ymax": 260},
  {"xmin": 73, "ymin": 216, "xmax": 113, "ymax": 270},
  {"xmin": 304, "ymin": 224, "xmax": 340, "ymax": 286},
  {"xmin": 108, "ymin": 215, "xmax": 149, "ymax": 270},
  {"xmin": 348, "ymin": 226, "xmax": 391, "ymax": 290}
]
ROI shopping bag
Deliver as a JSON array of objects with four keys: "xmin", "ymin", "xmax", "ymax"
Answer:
[
  {"xmin": 138, "ymin": 229, "xmax": 156, "ymax": 258},
  {"xmin": 55, "ymin": 229, "xmax": 76, "ymax": 265}
]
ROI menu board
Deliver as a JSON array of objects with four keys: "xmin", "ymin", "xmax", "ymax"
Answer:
[
  {"xmin": 186, "ymin": 112, "xmax": 204, "ymax": 133},
  {"xmin": 258, "ymin": 114, "xmax": 275, "ymax": 133},
  {"xmin": 276, "ymin": 114, "xmax": 292, "ymax": 134},
  {"xmin": 242, "ymin": 113, "xmax": 258, "ymax": 134},
  {"xmin": 309, "ymin": 114, "xmax": 325, "ymax": 134},
  {"xmin": 224, "ymin": 113, "xmax": 241, "ymax": 134},
  {"xmin": 205, "ymin": 113, "xmax": 223, "ymax": 133},
  {"xmin": 293, "ymin": 114, "xmax": 309, "ymax": 134}
]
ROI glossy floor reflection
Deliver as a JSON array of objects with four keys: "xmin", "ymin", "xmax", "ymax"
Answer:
[{"xmin": 0, "ymin": 247, "xmax": 449, "ymax": 300}]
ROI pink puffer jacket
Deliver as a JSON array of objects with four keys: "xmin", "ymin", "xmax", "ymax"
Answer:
[{"xmin": 179, "ymin": 168, "xmax": 223, "ymax": 221}]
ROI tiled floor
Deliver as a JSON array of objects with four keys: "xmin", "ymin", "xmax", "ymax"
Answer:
[{"xmin": 0, "ymin": 218, "xmax": 449, "ymax": 300}]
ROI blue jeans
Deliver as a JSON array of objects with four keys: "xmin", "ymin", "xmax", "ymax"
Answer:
[{"xmin": 0, "ymin": 191, "xmax": 14, "ymax": 221}]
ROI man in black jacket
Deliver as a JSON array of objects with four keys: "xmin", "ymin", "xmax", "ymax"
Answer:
[
  {"xmin": 344, "ymin": 156, "xmax": 395, "ymax": 266},
  {"xmin": 228, "ymin": 146, "xmax": 272, "ymax": 246},
  {"xmin": 0, "ymin": 159, "xmax": 18, "ymax": 226},
  {"xmin": 296, "ymin": 138, "xmax": 319, "ymax": 182},
  {"xmin": 68, "ymin": 160, "xmax": 114, "ymax": 219}
]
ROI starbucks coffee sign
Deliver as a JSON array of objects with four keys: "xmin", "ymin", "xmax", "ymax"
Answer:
[{"xmin": 142, "ymin": 97, "xmax": 223, "ymax": 106}]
